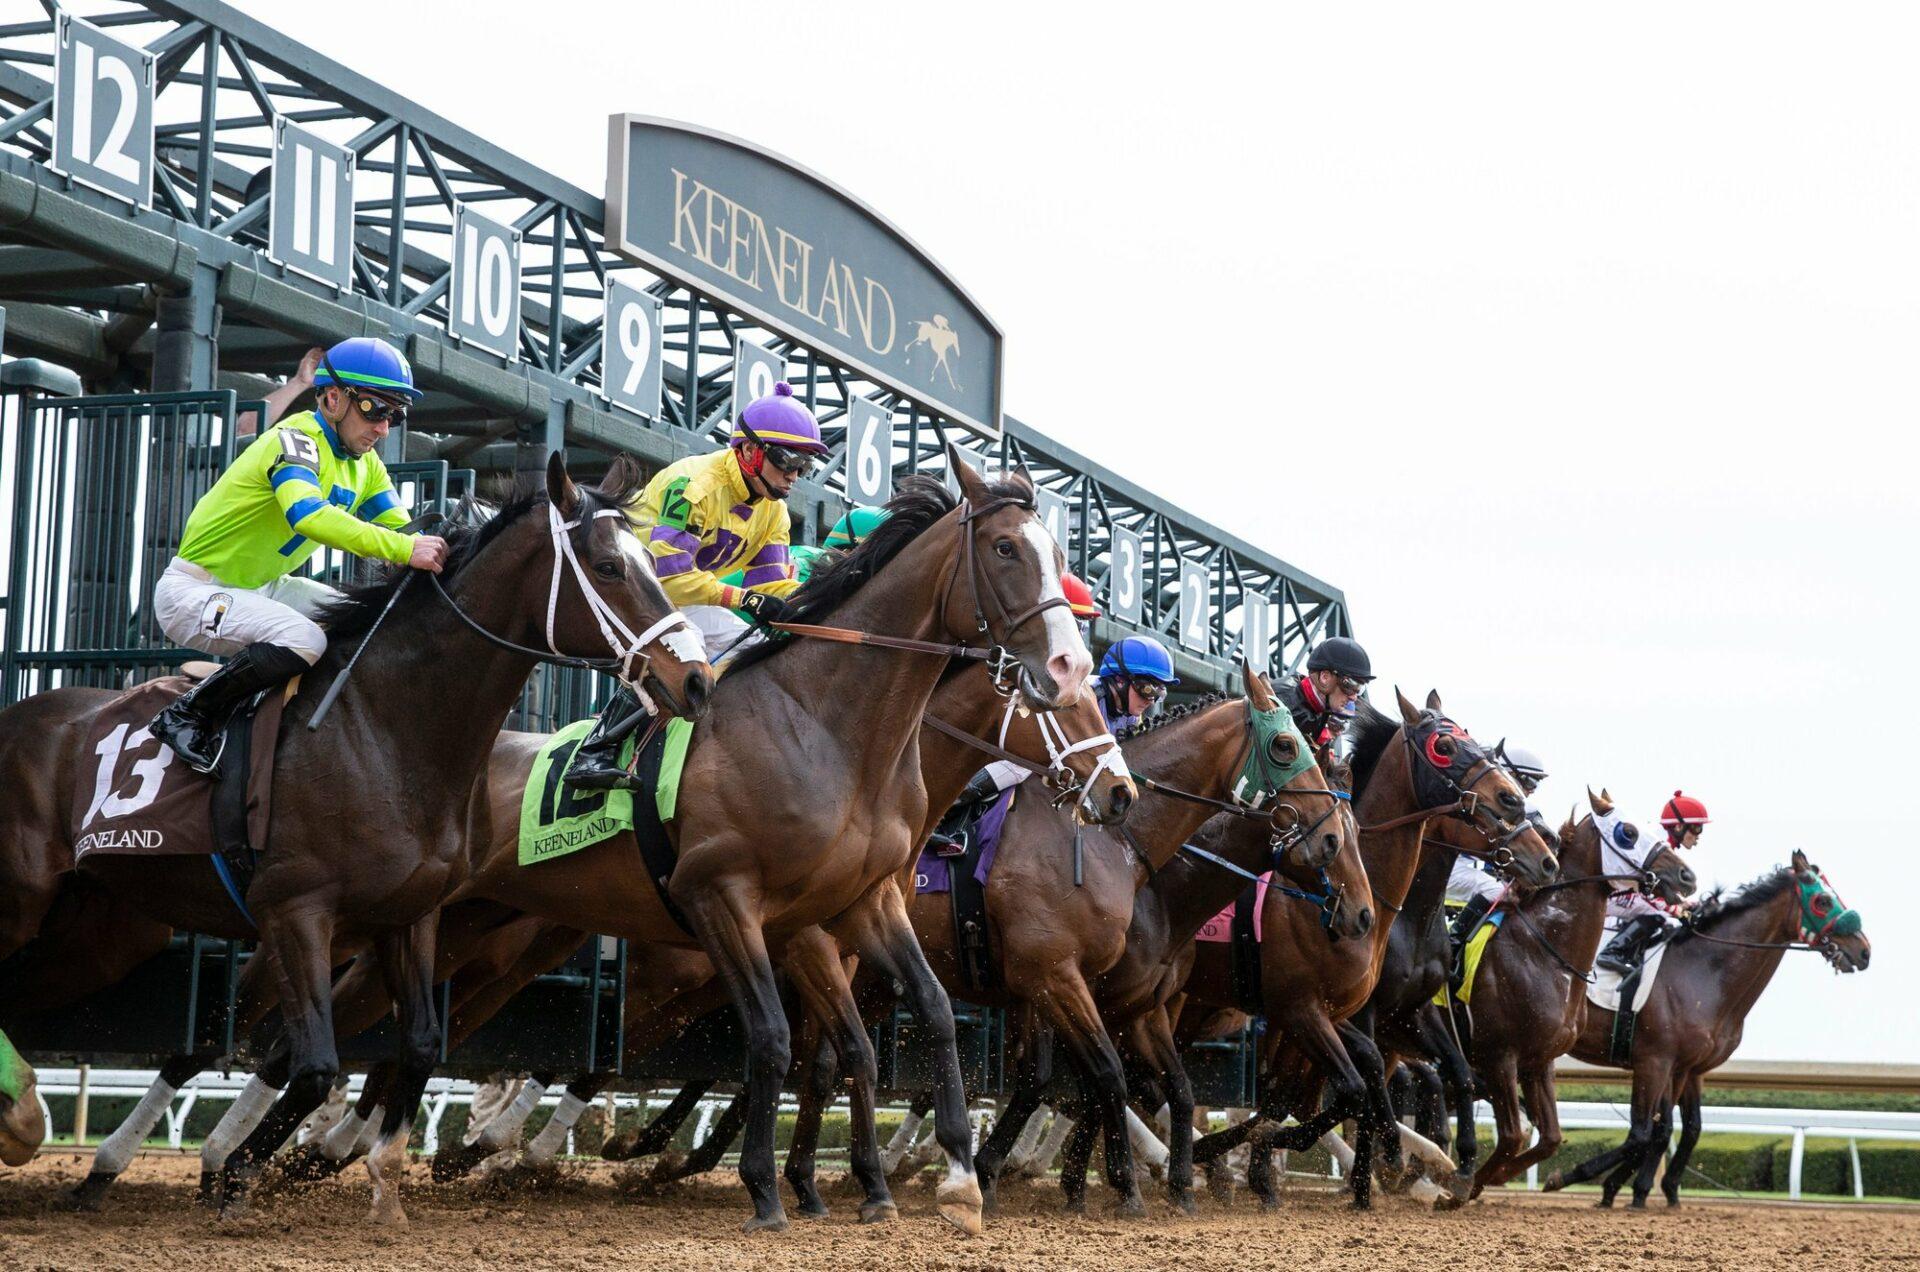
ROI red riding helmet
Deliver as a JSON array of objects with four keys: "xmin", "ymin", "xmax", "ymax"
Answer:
[
  {"xmin": 1659, "ymin": 790, "xmax": 1711, "ymax": 845},
  {"xmin": 1062, "ymin": 572, "xmax": 1101, "ymax": 621}
]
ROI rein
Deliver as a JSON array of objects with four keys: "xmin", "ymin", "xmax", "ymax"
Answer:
[
  {"xmin": 1174, "ymin": 838, "xmax": 1346, "ymax": 930},
  {"xmin": 921, "ymin": 696, "xmax": 1126, "ymax": 814},
  {"xmin": 767, "ymin": 494, "xmax": 1067, "ymax": 692}
]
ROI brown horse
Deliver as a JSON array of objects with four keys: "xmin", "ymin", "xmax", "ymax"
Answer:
[
  {"xmin": 0, "ymin": 453, "xmax": 713, "ymax": 1214},
  {"xmin": 448, "ymin": 463, "xmax": 1095, "ymax": 1232},
  {"xmin": 1188, "ymin": 690, "xmax": 1559, "ymax": 1208},
  {"xmin": 898, "ymin": 669, "xmax": 1351, "ymax": 1216},
  {"xmin": 1048, "ymin": 738, "xmax": 1374, "ymax": 1214},
  {"xmin": 1545, "ymin": 849, "xmax": 1870, "ymax": 1208},
  {"xmin": 1448, "ymin": 789, "xmax": 1694, "ymax": 1200},
  {"xmin": 0, "ymin": 1028, "xmax": 42, "ymax": 1166}
]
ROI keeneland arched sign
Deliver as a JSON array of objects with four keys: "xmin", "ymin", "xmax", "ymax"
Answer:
[{"xmin": 605, "ymin": 115, "xmax": 1004, "ymax": 439}]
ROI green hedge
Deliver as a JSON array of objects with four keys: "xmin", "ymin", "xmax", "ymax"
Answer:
[{"xmin": 1533, "ymin": 1128, "xmax": 1920, "ymax": 1200}]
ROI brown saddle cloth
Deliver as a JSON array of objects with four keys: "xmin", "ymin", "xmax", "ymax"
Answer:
[{"xmin": 69, "ymin": 677, "xmax": 289, "ymax": 867}]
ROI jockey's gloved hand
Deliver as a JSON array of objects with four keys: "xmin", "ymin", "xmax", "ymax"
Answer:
[{"xmin": 739, "ymin": 591, "xmax": 795, "ymax": 627}]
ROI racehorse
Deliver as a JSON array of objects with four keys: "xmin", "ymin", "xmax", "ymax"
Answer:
[
  {"xmin": 447, "ymin": 462, "xmax": 1093, "ymax": 1233},
  {"xmin": 0, "ymin": 1028, "xmax": 42, "ymax": 1166},
  {"xmin": 0, "ymin": 453, "xmax": 713, "ymax": 1214},
  {"xmin": 1188, "ymin": 690, "xmax": 1559, "ymax": 1208},
  {"xmin": 1045, "ymin": 731, "xmax": 1373, "ymax": 1214},
  {"xmin": 900, "ymin": 670, "xmax": 1354, "ymax": 1216},
  {"xmin": 1545, "ymin": 850, "xmax": 1869, "ymax": 1208},
  {"xmin": 1447, "ymin": 790, "xmax": 1694, "ymax": 1200}
]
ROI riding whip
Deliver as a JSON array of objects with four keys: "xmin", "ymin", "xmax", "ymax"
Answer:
[{"xmin": 307, "ymin": 570, "xmax": 414, "ymax": 731}]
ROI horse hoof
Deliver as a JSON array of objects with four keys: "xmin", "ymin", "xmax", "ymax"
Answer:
[
  {"xmin": 792, "ymin": 1198, "xmax": 828, "ymax": 1220},
  {"xmin": 1259, "ymin": 1191, "xmax": 1283, "ymax": 1213},
  {"xmin": 1110, "ymin": 1193, "xmax": 1148, "ymax": 1219},
  {"xmin": 1169, "ymin": 1187, "xmax": 1199, "ymax": 1217},
  {"xmin": 1433, "ymin": 1192, "xmax": 1468, "ymax": 1213},
  {"xmin": 741, "ymin": 1211, "xmax": 790, "ymax": 1234},
  {"xmin": 1664, "ymin": 1194, "xmax": 1681, "ymax": 1208},
  {"xmin": 65, "ymin": 1172, "xmax": 113, "ymax": 1212},
  {"xmin": 196, "ymin": 1171, "xmax": 221, "ymax": 1208},
  {"xmin": 1540, "ymin": 1169, "xmax": 1567, "ymax": 1193},
  {"xmin": 277, "ymin": 1143, "xmax": 347, "ymax": 1184},
  {"xmin": 937, "ymin": 1173, "xmax": 984, "ymax": 1237},
  {"xmin": 1629, "ymin": 1197, "xmax": 1648, "ymax": 1210},
  {"xmin": 368, "ymin": 1201, "xmax": 410, "ymax": 1228},
  {"xmin": 1594, "ymin": 1197, "xmax": 1615, "ymax": 1210},
  {"xmin": 1062, "ymin": 1196, "xmax": 1088, "ymax": 1216},
  {"xmin": 858, "ymin": 1199, "xmax": 899, "ymax": 1224},
  {"xmin": 601, "ymin": 1131, "xmax": 640, "ymax": 1162}
]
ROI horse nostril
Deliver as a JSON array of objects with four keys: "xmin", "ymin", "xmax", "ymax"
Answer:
[
  {"xmin": 685, "ymin": 670, "xmax": 712, "ymax": 717},
  {"xmin": 1542, "ymin": 854, "xmax": 1559, "ymax": 879},
  {"xmin": 1356, "ymin": 907, "xmax": 1375, "ymax": 935},
  {"xmin": 1108, "ymin": 788, "xmax": 1133, "ymax": 822}
]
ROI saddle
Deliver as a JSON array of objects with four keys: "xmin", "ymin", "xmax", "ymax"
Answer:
[
  {"xmin": 70, "ymin": 675, "xmax": 291, "ymax": 925},
  {"xmin": 1586, "ymin": 941, "xmax": 1671, "ymax": 1065}
]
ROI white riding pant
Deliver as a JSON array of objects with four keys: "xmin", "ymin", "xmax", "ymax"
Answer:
[
  {"xmin": 684, "ymin": 603, "xmax": 760, "ymax": 662},
  {"xmin": 1446, "ymin": 854, "xmax": 1503, "ymax": 904},
  {"xmin": 1604, "ymin": 888, "xmax": 1678, "ymax": 929},
  {"xmin": 152, "ymin": 557, "xmax": 341, "ymax": 664}
]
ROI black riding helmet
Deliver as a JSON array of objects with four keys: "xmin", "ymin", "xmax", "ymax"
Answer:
[{"xmin": 1306, "ymin": 636, "xmax": 1373, "ymax": 682}]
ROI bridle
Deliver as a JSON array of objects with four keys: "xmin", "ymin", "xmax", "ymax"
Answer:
[
  {"xmin": 921, "ymin": 675, "xmax": 1129, "ymax": 822},
  {"xmin": 422, "ymin": 499, "xmax": 703, "ymax": 693},
  {"xmin": 769, "ymin": 495, "xmax": 1071, "ymax": 694},
  {"xmin": 1364, "ymin": 712, "xmax": 1533, "ymax": 873}
]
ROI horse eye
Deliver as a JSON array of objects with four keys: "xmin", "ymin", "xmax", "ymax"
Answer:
[
  {"xmin": 1811, "ymin": 894, "xmax": 1833, "ymax": 914},
  {"xmin": 1622, "ymin": 823, "xmax": 1639, "ymax": 842},
  {"xmin": 994, "ymin": 539, "xmax": 1016, "ymax": 559},
  {"xmin": 1268, "ymin": 735, "xmax": 1296, "ymax": 762},
  {"xmin": 594, "ymin": 560, "xmax": 623, "ymax": 580},
  {"xmin": 1433, "ymin": 736, "xmax": 1455, "ymax": 755}
]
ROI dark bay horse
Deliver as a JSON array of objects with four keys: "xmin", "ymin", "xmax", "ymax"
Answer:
[
  {"xmin": 0, "ymin": 453, "xmax": 712, "ymax": 1214},
  {"xmin": 449, "ymin": 462, "xmax": 1093, "ymax": 1233},
  {"xmin": 1546, "ymin": 850, "xmax": 1869, "ymax": 1208},
  {"xmin": 1448, "ymin": 790, "xmax": 1694, "ymax": 1200},
  {"xmin": 1188, "ymin": 690, "xmax": 1559, "ymax": 1208}
]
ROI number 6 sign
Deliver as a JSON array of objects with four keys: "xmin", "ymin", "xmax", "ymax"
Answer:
[
  {"xmin": 602, "ymin": 278, "xmax": 664, "ymax": 419},
  {"xmin": 844, "ymin": 395, "xmax": 891, "ymax": 505}
]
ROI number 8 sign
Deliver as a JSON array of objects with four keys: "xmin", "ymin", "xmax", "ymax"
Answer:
[{"xmin": 602, "ymin": 278, "xmax": 664, "ymax": 419}]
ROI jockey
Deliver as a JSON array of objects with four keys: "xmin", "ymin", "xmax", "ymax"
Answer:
[
  {"xmin": 1095, "ymin": 634, "xmax": 1179, "ymax": 733},
  {"xmin": 1447, "ymin": 739, "xmax": 1549, "ymax": 939},
  {"xmin": 1271, "ymin": 636, "xmax": 1372, "ymax": 762},
  {"xmin": 822, "ymin": 504, "xmax": 887, "ymax": 552},
  {"xmin": 1595, "ymin": 791, "xmax": 1710, "ymax": 973},
  {"xmin": 932, "ymin": 573, "xmax": 1104, "ymax": 849},
  {"xmin": 565, "ymin": 381, "xmax": 829, "ymax": 791},
  {"xmin": 150, "ymin": 338, "xmax": 441, "ymax": 773}
]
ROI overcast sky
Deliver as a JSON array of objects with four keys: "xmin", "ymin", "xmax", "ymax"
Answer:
[{"xmin": 265, "ymin": 1, "xmax": 1917, "ymax": 1064}]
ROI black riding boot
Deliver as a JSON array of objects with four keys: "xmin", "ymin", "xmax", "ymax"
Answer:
[
  {"xmin": 1452, "ymin": 893, "xmax": 1495, "ymax": 946},
  {"xmin": 151, "ymin": 642, "xmax": 310, "ymax": 775},
  {"xmin": 1595, "ymin": 914, "xmax": 1665, "ymax": 974},
  {"xmin": 563, "ymin": 686, "xmax": 648, "ymax": 792}
]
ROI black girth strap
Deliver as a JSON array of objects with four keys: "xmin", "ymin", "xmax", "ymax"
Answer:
[
  {"xmin": 1608, "ymin": 962, "xmax": 1644, "ymax": 1066},
  {"xmin": 208, "ymin": 688, "xmax": 267, "ymax": 925},
  {"xmin": 1230, "ymin": 883, "xmax": 1264, "ymax": 1014},
  {"xmin": 619, "ymin": 722, "xmax": 695, "ymax": 937}
]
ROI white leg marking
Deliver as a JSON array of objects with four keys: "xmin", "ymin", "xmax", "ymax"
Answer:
[{"xmin": 93, "ymin": 1077, "xmax": 177, "ymax": 1176}]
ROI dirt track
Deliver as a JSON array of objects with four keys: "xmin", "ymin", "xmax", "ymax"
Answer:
[{"xmin": 2, "ymin": 1151, "xmax": 1917, "ymax": 1270}]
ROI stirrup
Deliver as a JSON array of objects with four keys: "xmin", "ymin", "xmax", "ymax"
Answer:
[
  {"xmin": 152, "ymin": 704, "xmax": 225, "ymax": 776},
  {"xmin": 564, "ymin": 755, "xmax": 642, "ymax": 792}
]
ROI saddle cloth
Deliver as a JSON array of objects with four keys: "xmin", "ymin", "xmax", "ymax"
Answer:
[
  {"xmin": 1586, "ymin": 941, "xmax": 1668, "ymax": 1014},
  {"xmin": 1433, "ymin": 911, "xmax": 1506, "ymax": 1007},
  {"xmin": 913, "ymin": 787, "xmax": 1013, "ymax": 894},
  {"xmin": 1195, "ymin": 870, "xmax": 1271, "ymax": 943},
  {"xmin": 69, "ymin": 677, "xmax": 287, "ymax": 867}
]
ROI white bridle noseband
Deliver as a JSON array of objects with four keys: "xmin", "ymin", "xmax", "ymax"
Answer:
[
  {"xmin": 998, "ymin": 689, "xmax": 1131, "ymax": 820},
  {"xmin": 545, "ymin": 504, "xmax": 704, "ymax": 687}
]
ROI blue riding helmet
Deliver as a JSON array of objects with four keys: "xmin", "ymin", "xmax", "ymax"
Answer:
[
  {"xmin": 1098, "ymin": 635, "xmax": 1179, "ymax": 684},
  {"xmin": 314, "ymin": 337, "xmax": 421, "ymax": 400}
]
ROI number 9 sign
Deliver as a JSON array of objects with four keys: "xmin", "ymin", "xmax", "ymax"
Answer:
[{"xmin": 602, "ymin": 278, "xmax": 664, "ymax": 418}]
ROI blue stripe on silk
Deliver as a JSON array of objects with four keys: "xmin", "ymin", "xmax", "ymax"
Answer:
[
  {"xmin": 357, "ymin": 489, "xmax": 400, "ymax": 521},
  {"xmin": 278, "ymin": 533, "xmax": 308, "ymax": 557},
  {"xmin": 284, "ymin": 495, "xmax": 326, "ymax": 529},
  {"xmin": 270, "ymin": 464, "xmax": 319, "ymax": 490}
]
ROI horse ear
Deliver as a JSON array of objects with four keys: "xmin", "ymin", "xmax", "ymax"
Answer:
[
  {"xmin": 1792, "ymin": 848, "xmax": 1811, "ymax": 873},
  {"xmin": 599, "ymin": 453, "xmax": 644, "ymax": 504},
  {"xmin": 1588, "ymin": 786, "xmax": 1613, "ymax": 814},
  {"xmin": 1425, "ymin": 688, "xmax": 1443, "ymax": 711},
  {"xmin": 1394, "ymin": 687, "xmax": 1422, "ymax": 728},
  {"xmin": 1010, "ymin": 462, "xmax": 1036, "ymax": 494},
  {"xmin": 546, "ymin": 449, "xmax": 580, "ymax": 517},
  {"xmin": 945, "ymin": 441, "xmax": 991, "ymax": 505},
  {"xmin": 1244, "ymin": 661, "xmax": 1277, "ymax": 709}
]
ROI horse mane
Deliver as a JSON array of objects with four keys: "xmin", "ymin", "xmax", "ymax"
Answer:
[
  {"xmin": 1114, "ymin": 692, "xmax": 1233, "ymax": 742},
  {"xmin": 725, "ymin": 472, "xmax": 1031, "ymax": 677},
  {"xmin": 1344, "ymin": 698, "xmax": 1401, "ymax": 798},
  {"xmin": 311, "ymin": 491, "xmax": 539, "ymax": 651},
  {"xmin": 1671, "ymin": 866, "xmax": 1797, "ymax": 940}
]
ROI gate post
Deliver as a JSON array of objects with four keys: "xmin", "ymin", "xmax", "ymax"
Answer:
[{"xmin": 151, "ymin": 261, "xmax": 221, "ymax": 393}]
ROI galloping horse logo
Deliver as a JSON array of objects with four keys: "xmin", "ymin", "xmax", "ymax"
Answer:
[{"xmin": 905, "ymin": 314, "xmax": 962, "ymax": 392}]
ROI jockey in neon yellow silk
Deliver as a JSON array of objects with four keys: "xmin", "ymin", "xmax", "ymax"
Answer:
[
  {"xmin": 565, "ymin": 380, "xmax": 829, "ymax": 792},
  {"xmin": 149, "ymin": 338, "xmax": 441, "ymax": 773}
]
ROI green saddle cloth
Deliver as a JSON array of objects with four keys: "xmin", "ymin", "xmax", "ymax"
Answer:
[{"xmin": 518, "ymin": 716, "xmax": 693, "ymax": 865}]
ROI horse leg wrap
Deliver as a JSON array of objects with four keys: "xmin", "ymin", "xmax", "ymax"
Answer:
[
  {"xmin": 320, "ymin": 1108, "xmax": 369, "ymax": 1163},
  {"xmin": 1319, "ymin": 1129, "xmax": 1357, "ymax": 1177},
  {"xmin": 905, "ymin": 1120, "xmax": 945, "ymax": 1172},
  {"xmin": 477, "ymin": 1079, "xmax": 544, "ymax": 1152},
  {"xmin": 92, "ymin": 1077, "xmax": 178, "ymax": 1176},
  {"xmin": 880, "ymin": 1109, "xmax": 925, "ymax": 1174},
  {"xmin": 1397, "ymin": 1123, "xmax": 1458, "ymax": 1178},
  {"xmin": 525, "ymin": 1092, "xmax": 590, "ymax": 1163},
  {"xmin": 1005, "ymin": 1107, "xmax": 1051, "ymax": 1173},
  {"xmin": 202, "ymin": 1076, "xmax": 278, "ymax": 1174},
  {"xmin": 1126, "ymin": 1107, "xmax": 1170, "ymax": 1175},
  {"xmin": 1024, "ymin": 1110, "xmax": 1075, "ymax": 1177}
]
